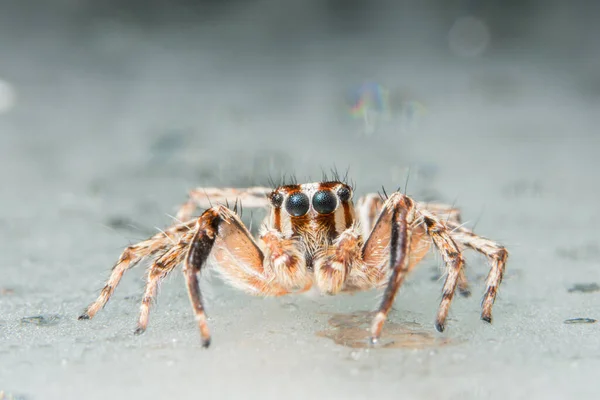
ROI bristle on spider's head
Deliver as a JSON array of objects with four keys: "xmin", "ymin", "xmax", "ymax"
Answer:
[
  {"xmin": 269, "ymin": 168, "xmax": 354, "ymax": 192},
  {"xmin": 267, "ymin": 172, "xmax": 299, "ymax": 190},
  {"xmin": 319, "ymin": 166, "xmax": 354, "ymax": 190}
]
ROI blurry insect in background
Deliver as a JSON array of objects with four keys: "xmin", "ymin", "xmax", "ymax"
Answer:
[{"xmin": 345, "ymin": 81, "xmax": 426, "ymax": 135}]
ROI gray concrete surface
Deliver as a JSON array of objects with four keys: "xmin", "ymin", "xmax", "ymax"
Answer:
[{"xmin": 1, "ymin": 2, "xmax": 600, "ymax": 399}]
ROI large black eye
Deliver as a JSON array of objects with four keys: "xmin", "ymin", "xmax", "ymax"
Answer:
[
  {"xmin": 312, "ymin": 190, "xmax": 337, "ymax": 214},
  {"xmin": 270, "ymin": 192, "xmax": 283, "ymax": 208},
  {"xmin": 337, "ymin": 186, "xmax": 351, "ymax": 202},
  {"xmin": 285, "ymin": 193, "xmax": 310, "ymax": 217}
]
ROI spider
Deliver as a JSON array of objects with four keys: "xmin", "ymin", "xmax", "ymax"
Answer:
[{"xmin": 79, "ymin": 180, "xmax": 508, "ymax": 347}]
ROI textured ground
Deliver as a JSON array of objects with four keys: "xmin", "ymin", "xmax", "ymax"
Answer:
[{"xmin": 1, "ymin": 3, "xmax": 600, "ymax": 399}]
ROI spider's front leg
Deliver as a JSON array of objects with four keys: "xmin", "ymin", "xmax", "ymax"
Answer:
[
  {"xmin": 182, "ymin": 205, "xmax": 297, "ymax": 347},
  {"xmin": 362, "ymin": 193, "xmax": 466, "ymax": 343},
  {"xmin": 364, "ymin": 193, "xmax": 418, "ymax": 344},
  {"xmin": 183, "ymin": 208, "xmax": 221, "ymax": 348},
  {"xmin": 356, "ymin": 196, "xmax": 470, "ymax": 297}
]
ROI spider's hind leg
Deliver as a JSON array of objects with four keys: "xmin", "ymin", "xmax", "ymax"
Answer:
[
  {"xmin": 134, "ymin": 237, "xmax": 192, "ymax": 335},
  {"xmin": 446, "ymin": 224, "xmax": 508, "ymax": 323},
  {"xmin": 420, "ymin": 211, "xmax": 466, "ymax": 332},
  {"xmin": 457, "ymin": 269, "xmax": 472, "ymax": 297},
  {"xmin": 421, "ymin": 202, "xmax": 470, "ymax": 297},
  {"xmin": 420, "ymin": 202, "xmax": 462, "ymax": 225},
  {"xmin": 355, "ymin": 193, "xmax": 384, "ymax": 238},
  {"xmin": 78, "ymin": 221, "xmax": 195, "ymax": 320},
  {"xmin": 175, "ymin": 187, "xmax": 273, "ymax": 222}
]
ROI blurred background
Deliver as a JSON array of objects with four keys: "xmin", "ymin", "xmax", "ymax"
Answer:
[
  {"xmin": 1, "ymin": 1, "xmax": 599, "ymax": 399},
  {"xmin": 1, "ymin": 0, "xmax": 598, "ymax": 194}
]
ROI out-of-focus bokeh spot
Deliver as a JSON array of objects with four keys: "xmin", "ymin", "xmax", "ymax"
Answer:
[{"xmin": 448, "ymin": 16, "xmax": 491, "ymax": 57}]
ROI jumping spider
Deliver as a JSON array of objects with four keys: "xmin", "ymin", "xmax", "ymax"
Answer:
[{"xmin": 79, "ymin": 181, "xmax": 508, "ymax": 347}]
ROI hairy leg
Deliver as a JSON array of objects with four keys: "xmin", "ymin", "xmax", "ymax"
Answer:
[
  {"xmin": 356, "ymin": 197, "xmax": 470, "ymax": 325},
  {"xmin": 420, "ymin": 210, "xmax": 465, "ymax": 332},
  {"xmin": 183, "ymin": 206, "xmax": 294, "ymax": 347},
  {"xmin": 421, "ymin": 203, "xmax": 470, "ymax": 297},
  {"xmin": 175, "ymin": 187, "xmax": 273, "ymax": 222},
  {"xmin": 183, "ymin": 209, "xmax": 220, "ymax": 348},
  {"xmin": 135, "ymin": 237, "xmax": 192, "ymax": 334},
  {"xmin": 357, "ymin": 196, "xmax": 463, "ymax": 238},
  {"xmin": 79, "ymin": 220, "xmax": 195, "ymax": 320},
  {"xmin": 446, "ymin": 224, "xmax": 508, "ymax": 323},
  {"xmin": 366, "ymin": 192, "xmax": 416, "ymax": 344},
  {"xmin": 419, "ymin": 202, "xmax": 462, "ymax": 224},
  {"xmin": 457, "ymin": 269, "xmax": 471, "ymax": 297}
]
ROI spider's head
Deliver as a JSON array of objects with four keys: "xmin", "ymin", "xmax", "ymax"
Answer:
[{"xmin": 267, "ymin": 181, "xmax": 355, "ymax": 238}]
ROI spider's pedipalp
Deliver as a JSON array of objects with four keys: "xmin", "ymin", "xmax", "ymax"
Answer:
[
  {"xmin": 314, "ymin": 228, "xmax": 362, "ymax": 294},
  {"xmin": 261, "ymin": 231, "xmax": 311, "ymax": 292}
]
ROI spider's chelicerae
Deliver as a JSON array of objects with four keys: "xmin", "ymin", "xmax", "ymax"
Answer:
[{"xmin": 79, "ymin": 180, "xmax": 508, "ymax": 347}]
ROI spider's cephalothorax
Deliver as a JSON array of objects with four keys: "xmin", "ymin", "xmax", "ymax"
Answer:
[
  {"xmin": 79, "ymin": 180, "xmax": 508, "ymax": 348},
  {"xmin": 266, "ymin": 182, "xmax": 355, "ymax": 270}
]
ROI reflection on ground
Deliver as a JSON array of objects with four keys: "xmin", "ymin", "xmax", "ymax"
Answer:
[{"xmin": 317, "ymin": 311, "xmax": 456, "ymax": 349}]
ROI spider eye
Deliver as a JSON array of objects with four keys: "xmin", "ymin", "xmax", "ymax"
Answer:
[
  {"xmin": 270, "ymin": 192, "xmax": 283, "ymax": 208},
  {"xmin": 312, "ymin": 190, "xmax": 338, "ymax": 214},
  {"xmin": 337, "ymin": 186, "xmax": 351, "ymax": 202},
  {"xmin": 285, "ymin": 192, "xmax": 310, "ymax": 217}
]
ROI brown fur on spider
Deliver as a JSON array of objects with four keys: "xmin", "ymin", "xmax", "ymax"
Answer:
[{"xmin": 79, "ymin": 180, "xmax": 508, "ymax": 348}]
